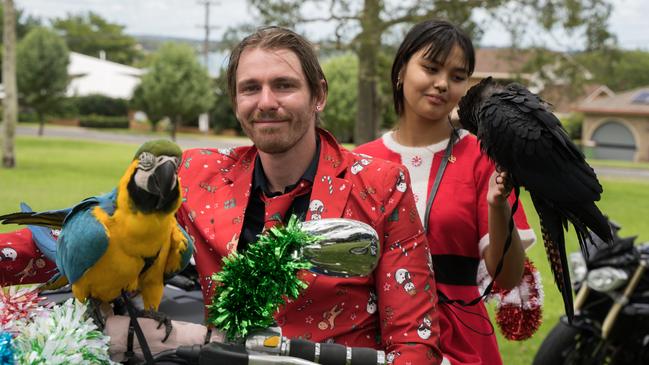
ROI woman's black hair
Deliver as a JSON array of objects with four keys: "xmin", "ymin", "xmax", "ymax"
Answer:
[{"xmin": 392, "ymin": 19, "xmax": 475, "ymax": 115}]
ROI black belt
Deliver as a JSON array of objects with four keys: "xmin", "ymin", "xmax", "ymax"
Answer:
[{"xmin": 431, "ymin": 254, "xmax": 479, "ymax": 286}]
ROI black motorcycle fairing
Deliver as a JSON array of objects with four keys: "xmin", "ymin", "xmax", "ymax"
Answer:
[{"xmin": 588, "ymin": 236, "xmax": 637, "ymax": 266}]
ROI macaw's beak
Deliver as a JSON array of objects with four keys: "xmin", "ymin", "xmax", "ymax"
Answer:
[{"xmin": 149, "ymin": 160, "xmax": 178, "ymax": 208}]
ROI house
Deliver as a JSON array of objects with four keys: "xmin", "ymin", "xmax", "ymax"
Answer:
[
  {"xmin": 577, "ymin": 87, "xmax": 649, "ymax": 162},
  {"xmin": 472, "ymin": 48, "xmax": 535, "ymax": 85},
  {"xmin": 1, "ymin": 52, "xmax": 143, "ymax": 101},
  {"xmin": 67, "ymin": 52, "xmax": 144, "ymax": 99}
]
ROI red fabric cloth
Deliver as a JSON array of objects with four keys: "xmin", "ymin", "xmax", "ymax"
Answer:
[
  {"xmin": 355, "ymin": 132, "xmax": 536, "ymax": 365},
  {"xmin": 0, "ymin": 228, "xmax": 57, "ymax": 286},
  {"xmin": 177, "ymin": 129, "xmax": 443, "ymax": 365}
]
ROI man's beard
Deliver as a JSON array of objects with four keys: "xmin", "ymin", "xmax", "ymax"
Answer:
[{"xmin": 242, "ymin": 110, "xmax": 312, "ymax": 154}]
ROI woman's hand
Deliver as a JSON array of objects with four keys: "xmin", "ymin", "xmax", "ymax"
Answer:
[{"xmin": 487, "ymin": 167, "xmax": 513, "ymax": 207}]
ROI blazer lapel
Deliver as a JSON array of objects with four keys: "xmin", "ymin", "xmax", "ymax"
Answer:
[
  {"xmin": 214, "ymin": 147, "xmax": 256, "ymax": 254},
  {"xmin": 306, "ymin": 130, "xmax": 351, "ymax": 221}
]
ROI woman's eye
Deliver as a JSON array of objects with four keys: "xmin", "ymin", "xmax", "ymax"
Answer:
[{"xmin": 424, "ymin": 65, "xmax": 438, "ymax": 73}]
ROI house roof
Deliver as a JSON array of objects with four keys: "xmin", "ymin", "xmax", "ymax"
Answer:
[
  {"xmin": 577, "ymin": 87, "xmax": 649, "ymax": 116},
  {"xmin": 473, "ymin": 48, "xmax": 534, "ymax": 80},
  {"xmin": 67, "ymin": 52, "xmax": 144, "ymax": 99}
]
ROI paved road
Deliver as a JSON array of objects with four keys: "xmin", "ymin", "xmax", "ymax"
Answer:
[
  {"xmin": 15, "ymin": 124, "xmax": 649, "ymax": 180},
  {"xmin": 593, "ymin": 166, "xmax": 649, "ymax": 180},
  {"xmin": 16, "ymin": 124, "xmax": 251, "ymax": 150}
]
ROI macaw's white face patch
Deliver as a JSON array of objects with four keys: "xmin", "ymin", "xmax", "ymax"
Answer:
[{"xmin": 134, "ymin": 155, "xmax": 180, "ymax": 194}]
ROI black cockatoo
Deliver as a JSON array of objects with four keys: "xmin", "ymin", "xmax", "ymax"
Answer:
[{"xmin": 457, "ymin": 77, "xmax": 612, "ymax": 320}]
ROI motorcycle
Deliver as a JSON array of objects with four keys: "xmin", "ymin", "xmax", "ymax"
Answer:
[
  {"xmin": 41, "ymin": 218, "xmax": 388, "ymax": 365},
  {"xmin": 533, "ymin": 221, "xmax": 649, "ymax": 365}
]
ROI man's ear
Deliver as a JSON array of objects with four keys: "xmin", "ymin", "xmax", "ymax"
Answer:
[{"xmin": 315, "ymin": 78, "xmax": 328, "ymax": 111}]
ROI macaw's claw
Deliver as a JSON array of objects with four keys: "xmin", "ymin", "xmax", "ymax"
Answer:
[
  {"xmin": 88, "ymin": 297, "xmax": 107, "ymax": 331},
  {"xmin": 138, "ymin": 309, "xmax": 173, "ymax": 342}
]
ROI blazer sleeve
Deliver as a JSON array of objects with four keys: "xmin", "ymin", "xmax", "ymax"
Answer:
[
  {"xmin": 373, "ymin": 164, "xmax": 443, "ymax": 365},
  {"xmin": 0, "ymin": 228, "xmax": 57, "ymax": 286}
]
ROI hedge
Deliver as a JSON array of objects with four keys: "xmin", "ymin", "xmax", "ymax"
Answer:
[
  {"xmin": 79, "ymin": 115, "xmax": 129, "ymax": 129},
  {"xmin": 73, "ymin": 94, "xmax": 129, "ymax": 117}
]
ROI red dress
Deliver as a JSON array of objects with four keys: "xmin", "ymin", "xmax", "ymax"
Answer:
[
  {"xmin": 355, "ymin": 130, "xmax": 536, "ymax": 365},
  {"xmin": 177, "ymin": 129, "xmax": 443, "ymax": 364}
]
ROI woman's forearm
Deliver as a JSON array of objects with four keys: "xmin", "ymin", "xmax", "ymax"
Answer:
[{"xmin": 485, "ymin": 201, "xmax": 525, "ymax": 289}]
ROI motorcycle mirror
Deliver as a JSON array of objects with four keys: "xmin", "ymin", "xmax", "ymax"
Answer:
[{"xmin": 299, "ymin": 218, "xmax": 380, "ymax": 278}]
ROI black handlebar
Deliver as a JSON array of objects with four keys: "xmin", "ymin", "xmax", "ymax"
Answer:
[
  {"xmin": 288, "ymin": 339, "xmax": 384, "ymax": 365},
  {"xmin": 171, "ymin": 338, "xmax": 385, "ymax": 365}
]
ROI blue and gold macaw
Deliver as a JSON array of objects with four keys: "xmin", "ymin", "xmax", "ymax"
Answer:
[{"xmin": 0, "ymin": 139, "xmax": 194, "ymax": 311}]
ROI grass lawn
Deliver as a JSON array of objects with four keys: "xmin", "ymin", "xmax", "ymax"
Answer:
[
  {"xmin": 493, "ymin": 178, "xmax": 649, "ymax": 364},
  {"xmin": 2, "ymin": 136, "xmax": 649, "ymax": 364}
]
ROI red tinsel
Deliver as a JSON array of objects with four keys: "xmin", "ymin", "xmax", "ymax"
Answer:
[
  {"xmin": 492, "ymin": 258, "xmax": 543, "ymax": 341},
  {"xmin": 0, "ymin": 286, "xmax": 49, "ymax": 332}
]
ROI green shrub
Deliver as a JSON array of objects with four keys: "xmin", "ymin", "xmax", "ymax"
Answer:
[
  {"xmin": 73, "ymin": 94, "xmax": 129, "ymax": 116},
  {"xmin": 560, "ymin": 112, "xmax": 584, "ymax": 140},
  {"xmin": 322, "ymin": 53, "xmax": 358, "ymax": 143},
  {"xmin": 18, "ymin": 110, "xmax": 39, "ymax": 123},
  {"xmin": 79, "ymin": 114, "xmax": 129, "ymax": 129}
]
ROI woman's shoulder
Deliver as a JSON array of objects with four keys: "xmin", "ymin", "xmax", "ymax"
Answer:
[
  {"xmin": 455, "ymin": 131, "xmax": 487, "ymax": 160},
  {"xmin": 354, "ymin": 137, "xmax": 389, "ymax": 156}
]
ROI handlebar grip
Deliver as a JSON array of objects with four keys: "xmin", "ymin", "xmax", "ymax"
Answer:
[
  {"xmin": 288, "ymin": 339, "xmax": 385, "ymax": 365},
  {"xmin": 175, "ymin": 344, "xmax": 202, "ymax": 364},
  {"xmin": 197, "ymin": 342, "xmax": 249, "ymax": 365},
  {"xmin": 288, "ymin": 339, "xmax": 317, "ymax": 362}
]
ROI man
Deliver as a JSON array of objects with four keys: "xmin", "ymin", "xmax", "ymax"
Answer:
[
  {"xmin": 0, "ymin": 26, "xmax": 442, "ymax": 364},
  {"xmin": 176, "ymin": 27, "xmax": 442, "ymax": 364}
]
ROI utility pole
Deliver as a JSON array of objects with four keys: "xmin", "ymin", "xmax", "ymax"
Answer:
[
  {"xmin": 2, "ymin": 0, "xmax": 18, "ymax": 168},
  {"xmin": 196, "ymin": 0, "xmax": 218, "ymax": 134},
  {"xmin": 196, "ymin": 0, "xmax": 219, "ymax": 70}
]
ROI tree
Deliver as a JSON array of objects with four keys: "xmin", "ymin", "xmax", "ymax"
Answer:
[
  {"xmin": 16, "ymin": 27, "xmax": 70, "ymax": 136},
  {"xmin": 52, "ymin": 11, "xmax": 140, "ymax": 65},
  {"xmin": 2, "ymin": 0, "xmax": 17, "ymax": 168},
  {"xmin": 130, "ymin": 83, "xmax": 163, "ymax": 132},
  {"xmin": 136, "ymin": 43, "xmax": 215, "ymax": 140},
  {"xmin": 0, "ymin": 3, "xmax": 40, "ymax": 39},
  {"xmin": 246, "ymin": 0, "xmax": 614, "ymax": 144},
  {"xmin": 209, "ymin": 68, "xmax": 241, "ymax": 135},
  {"xmin": 322, "ymin": 53, "xmax": 358, "ymax": 142},
  {"xmin": 576, "ymin": 49, "xmax": 649, "ymax": 92},
  {"xmin": 0, "ymin": 3, "xmax": 40, "ymax": 83}
]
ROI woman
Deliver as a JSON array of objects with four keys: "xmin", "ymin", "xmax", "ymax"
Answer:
[{"xmin": 355, "ymin": 19, "xmax": 536, "ymax": 364}]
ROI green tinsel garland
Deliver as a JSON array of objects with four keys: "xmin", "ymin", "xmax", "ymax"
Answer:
[{"xmin": 207, "ymin": 216, "xmax": 317, "ymax": 341}]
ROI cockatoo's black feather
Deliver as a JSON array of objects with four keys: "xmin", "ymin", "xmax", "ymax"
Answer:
[{"xmin": 458, "ymin": 77, "xmax": 612, "ymax": 320}]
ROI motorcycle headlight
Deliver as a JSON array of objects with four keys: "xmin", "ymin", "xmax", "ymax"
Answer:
[
  {"xmin": 569, "ymin": 252, "xmax": 587, "ymax": 285},
  {"xmin": 586, "ymin": 267, "xmax": 629, "ymax": 292}
]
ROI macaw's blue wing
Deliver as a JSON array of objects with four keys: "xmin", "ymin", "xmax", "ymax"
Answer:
[
  {"xmin": 21, "ymin": 202, "xmax": 60, "ymax": 263},
  {"xmin": 0, "ymin": 203, "xmax": 73, "ymax": 228},
  {"xmin": 177, "ymin": 225, "xmax": 195, "ymax": 273},
  {"xmin": 57, "ymin": 190, "xmax": 117, "ymax": 284},
  {"xmin": 162, "ymin": 225, "xmax": 195, "ymax": 282}
]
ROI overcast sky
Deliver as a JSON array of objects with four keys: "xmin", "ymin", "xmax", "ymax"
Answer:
[{"xmin": 14, "ymin": 0, "xmax": 649, "ymax": 50}]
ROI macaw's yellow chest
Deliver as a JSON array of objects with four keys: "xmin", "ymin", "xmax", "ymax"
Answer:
[{"xmin": 71, "ymin": 206, "xmax": 177, "ymax": 304}]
